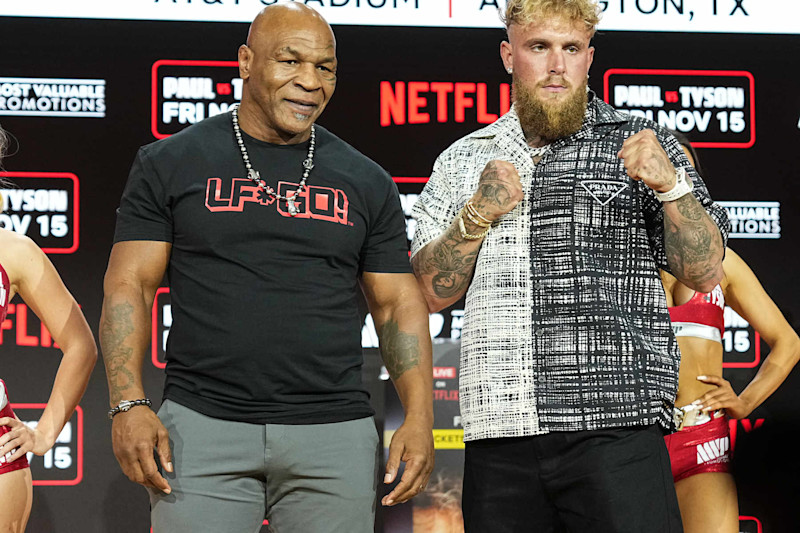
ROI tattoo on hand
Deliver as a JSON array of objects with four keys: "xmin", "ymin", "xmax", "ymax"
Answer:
[
  {"xmin": 412, "ymin": 224, "xmax": 478, "ymax": 299},
  {"xmin": 101, "ymin": 302, "xmax": 136, "ymax": 405},
  {"xmin": 378, "ymin": 319, "xmax": 420, "ymax": 381}
]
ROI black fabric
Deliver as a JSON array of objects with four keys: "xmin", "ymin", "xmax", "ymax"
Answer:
[
  {"xmin": 462, "ymin": 425, "xmax": 683, "ymax": 533},
  {"xmin": 114, "ymin": 111, "xmax": 411, "ymax": 424}
]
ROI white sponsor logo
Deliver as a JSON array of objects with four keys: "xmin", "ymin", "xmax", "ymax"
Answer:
[
  {"xmin": 696, "ymin": 436, "xmax": 729, "ymax": 464},
  {"xmin": 718, "ymin": 201, "xmax": 780, "ymax": 239},
  {"xmin": 580, "ymin": 180, "xmax": 628, "ymax": 206},
  {"xmin": 0, "ymin": 78, "xmax": 105, "ymax": 117}
]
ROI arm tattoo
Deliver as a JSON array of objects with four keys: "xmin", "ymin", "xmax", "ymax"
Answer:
[
  {"xmin": 378, "ymin": 319, "xmax": 421, "ymax": 381},
  {"xmin": 412, "ymin": 223, "xmax": 479, "ymax": 299},
  {"xmin": 664, "ymin": 194, "xmax": 721, "ymax": 287},
  {"xmin": 101, "ymin": 302, "xmax": 136, "ymax": 405}
]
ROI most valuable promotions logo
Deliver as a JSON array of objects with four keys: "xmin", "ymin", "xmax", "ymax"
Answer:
[
  {"xmin": 151, "ymin": 60, "xmax": 241, "ymax": 139},
  {"xmin": 0, "ymin": 78, "xmax": 105, "ymax": 118},
  {"xmin": 0, "ymin": 172, "xmax": 80, "ymax": 254},
  {"xmin": 603, "ymin": 69, "xmax": 755, "ymax": 148},
  {"xmin": 718, "ymin": 201, "xmax": 780, "ymax": 239}
]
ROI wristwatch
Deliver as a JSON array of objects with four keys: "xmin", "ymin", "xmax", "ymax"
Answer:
[
  {"xmin": 108, "ymin": 398, "xmax": 152, "ymax": 419},
  {"xmin": 654, "ymin": 167, "xmax": 693, "ymax": 203}
]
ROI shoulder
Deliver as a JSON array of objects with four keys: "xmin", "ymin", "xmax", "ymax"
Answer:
[
  {"xmin": 0, "ymin": 229, "xmax": 45, "ymax": 284},
  {"xmin": 315, "ymin": 125, "xmax": 393, "ymax": 186},
  {"xmin": 140, "ymin": 112, "xmax": 232, "ymax": 160}
]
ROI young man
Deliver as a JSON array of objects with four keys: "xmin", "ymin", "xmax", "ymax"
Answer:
[
  {"xmin": 411, "ymin": 1, "xmax": 729, "ymax": 530},
  {"xmin": 101, "ymin": 4, "xmax": 433, "ymax": 532}
]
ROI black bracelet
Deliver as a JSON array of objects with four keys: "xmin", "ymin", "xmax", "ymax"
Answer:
[{"xmin": 108, "ymin": 398, "xmax": 152, "ymax": 419}]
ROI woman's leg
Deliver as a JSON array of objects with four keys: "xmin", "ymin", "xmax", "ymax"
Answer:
[
  {"xmin": 675, "ymin": 472, "xmax": 738, "ymax": 533},
  {"xmin": 0, "ymin": 467, "xmax": 32, "ymax": 533}
]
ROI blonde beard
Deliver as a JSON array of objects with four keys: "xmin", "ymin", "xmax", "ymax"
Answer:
[{"xmin": 513, "ymin": 76, "xmax": 588, "ymax": 142}]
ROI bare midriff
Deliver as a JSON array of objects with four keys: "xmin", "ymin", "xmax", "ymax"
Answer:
[{"xmin": 675, "ymin": 335, "xmax": 724, "ymax": 407}]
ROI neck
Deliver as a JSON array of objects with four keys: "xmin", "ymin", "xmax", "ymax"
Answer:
[
  {"xmin": 524, "ymin": 132, "xmax": 551, "ymax": 148},
  {"xmin": 236, "ymin": 100, "xmax": 311, "ymax": 145}
]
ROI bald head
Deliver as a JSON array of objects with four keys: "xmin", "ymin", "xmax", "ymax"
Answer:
[
  {"xmin": 236, "ymin": 2, "xmax": 338, "ymax": 144},
  {"xmin": 247, "ymin": 3, "xmax": 335, "ymax": 50}
]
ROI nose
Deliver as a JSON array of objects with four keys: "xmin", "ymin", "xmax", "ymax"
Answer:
[
  {"xmin": 547, "ymin": 49, "xmax": 566, "ymax": 75},
  {"xmin": 295, "ymin": 63, "xmax": 322, "ymax": 92}
]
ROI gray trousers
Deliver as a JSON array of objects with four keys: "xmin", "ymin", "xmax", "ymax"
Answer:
[{"xmin": 149, "ymin": 400, "xmax": 379, "ymax": 533}]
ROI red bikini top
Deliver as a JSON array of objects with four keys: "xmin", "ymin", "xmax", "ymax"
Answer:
[{"xmin": 668, "ymin": 284, "xmax": 725, "ymax": 337}]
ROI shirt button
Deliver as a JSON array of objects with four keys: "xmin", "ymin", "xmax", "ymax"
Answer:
[
  {"xmin": 536, "ymin": 375, "xmax": 547, "ymax": 385},
  {"xmin": 532, "ymin": 189, "xmax": 543, "ymax": 201}
]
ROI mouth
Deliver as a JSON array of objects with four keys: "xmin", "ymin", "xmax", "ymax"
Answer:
[{"xmin": 286, "ymin": 99, "xmax": 318, "ymax": 119}]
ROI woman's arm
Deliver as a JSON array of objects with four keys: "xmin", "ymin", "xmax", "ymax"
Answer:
[
  {"xmin": 696, "ymin": 248, "xmax": 800, "ymax": 418},
  {"xmin": 0, "ymin": 232, "xmax": 97, "ymax": 460}
]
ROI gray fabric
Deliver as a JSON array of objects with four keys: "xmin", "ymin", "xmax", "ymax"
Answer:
[{"xmin": 149, "ymin": 400, "xmax": 379, "ymax": 533}]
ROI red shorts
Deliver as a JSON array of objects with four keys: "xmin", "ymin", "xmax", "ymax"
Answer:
[
  {"xmin": 663, "ymin": 414, "xmax": 730, "ymax": 482},
  {"xmin": 0, "ymin": 381, "xmax": 30, "ymax": 475}
]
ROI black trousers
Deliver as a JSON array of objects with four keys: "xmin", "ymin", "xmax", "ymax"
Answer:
[{"xmin": 462, "ymin": 424, "xmax": 683, "ymax": 532}]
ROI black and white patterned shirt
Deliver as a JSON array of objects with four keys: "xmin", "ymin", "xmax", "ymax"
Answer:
[{"xmin": 411, "ymin": 95, "xmax": 730, "ymax": 441}]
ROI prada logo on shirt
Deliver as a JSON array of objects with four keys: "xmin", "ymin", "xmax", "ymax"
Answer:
[
  {"xmin": 204, "ymin": 177, "xmax": 350, "ymax": 225},
  {"xmin": 580, "ymin": 180, "xmax": 629, "ymax": 206}
]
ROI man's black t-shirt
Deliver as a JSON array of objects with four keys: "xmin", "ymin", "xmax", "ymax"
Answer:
[{"xmin": 114, "ymin": 112, "xmax": 411, "ymax": 424}]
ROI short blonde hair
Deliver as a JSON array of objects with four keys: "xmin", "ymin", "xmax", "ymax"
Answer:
[{"xmin": 503, "ymin": 0, "xmax": 601, "ymax": 36}]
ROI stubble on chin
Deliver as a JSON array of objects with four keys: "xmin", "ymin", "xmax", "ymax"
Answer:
[{"xmin": 513, "ymin": 76, "xmax": 588, "ymax": 142}]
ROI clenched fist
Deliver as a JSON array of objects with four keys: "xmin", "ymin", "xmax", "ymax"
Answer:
[
  {"xmin": 617, "ymin": 129, "xmax": 677, "ymax": 193},
  {"xmin": 470, "ymin": 160, "xmax": 524, "ymax": 222}
]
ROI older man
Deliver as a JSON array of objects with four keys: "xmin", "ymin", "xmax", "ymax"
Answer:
[
  {"xmin": 411, "ymin": 0, "xmax": 729, "ymax": 531},
  {"xmin": 101, "ymin": 4, "xmax": 433, "ymax": 532}
]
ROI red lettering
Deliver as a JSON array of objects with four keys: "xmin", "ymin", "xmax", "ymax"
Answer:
[
  {"xmin": 433, "ymin": 389, "xmax": 459, "ymax": 401},
  {"xmin": 380, "ymin": 81, "xmax": 405, "ymax": 126},
  {"xmin": 500, "ymin": 83, "xmax": 511, "ymax": 115},
  {"xmin": 729, "ymin": 418, "xmax": 766, "ymax": 456},
  {"xmin": 476, "ymin": 83, "xmax": 498, "ymax": 123},
  {"xmin": 454, "ymin": 82, "xmax": 476, "ymax": 123},
  {"xmin": 0, "ymin": 304, "xmax": 13, "ymax": 345},
  {"xmin": 665, "ymin": 90, "xmax": 679, "ymax": 103},
  {"xmin": 16, "ymin": 304, "xmax": 39, "ymax": 347},
  {"xmin": 407, "ymin": 82, "xmax": 430, "ymax": 124},
  {"xmin": 430, "ymin": 82, "xmax": 454, "ymax": 122},
  {"xmin": 216, "ymin": 82, "xmax": 232, "ymax": 96},
  {"xmin": 741, "ymin": 418, "xmax": 765, "ymax": 433}
]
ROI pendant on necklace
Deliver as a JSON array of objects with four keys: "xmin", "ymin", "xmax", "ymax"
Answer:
[{"xmin": 287, "ymin": 198, "xmax": 298, "ymax": 217}]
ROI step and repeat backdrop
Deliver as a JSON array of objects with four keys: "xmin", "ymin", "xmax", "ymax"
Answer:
[{"xmin": 1, "ymin": 1, "xmax": 799, "ymax": 531}]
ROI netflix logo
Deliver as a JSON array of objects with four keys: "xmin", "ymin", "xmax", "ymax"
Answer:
[
  {"xmin": 380, "ymin": 81, "xmax": 510, "ymax": 126},
  {"xmin": 0, "ymin": 302, "xmax": 59, "ymax": 349}
]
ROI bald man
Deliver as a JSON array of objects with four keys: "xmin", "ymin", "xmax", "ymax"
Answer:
[{"xmin": 100, "ymin": 4, "xmax": 434, "ymax": 531}]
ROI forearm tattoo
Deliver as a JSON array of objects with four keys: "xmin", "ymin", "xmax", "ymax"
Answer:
[
  {"xmin": 378, "ymin": 319, "xmax": 421, "ymax": 381},
  {"xmin": 100, "ymin": 302, "xmax": 137, "ymax": 405},
  {"xmin": 664, "ymin": 194, "xmax": 722, "ymax": 287},
  {"xmin": 412, "ymin": 222, "xmax": 479, "ymax": 299}
]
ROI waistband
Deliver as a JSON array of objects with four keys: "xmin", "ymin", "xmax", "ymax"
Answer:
[
  {"xmin": 671, "ymin": 322, "xmax": 722, "ymax": 343},
  {"xmin": 672, "ymin": 403, "xmax": 724, "ymax": 431}
]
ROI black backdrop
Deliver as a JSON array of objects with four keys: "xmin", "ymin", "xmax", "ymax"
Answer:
[{"xmin": 1, "ymin": 11, "xmax": 799, "ymax": 532}]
